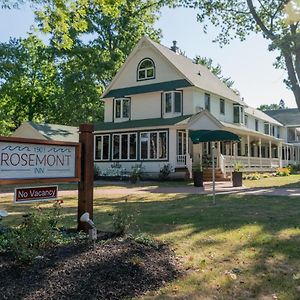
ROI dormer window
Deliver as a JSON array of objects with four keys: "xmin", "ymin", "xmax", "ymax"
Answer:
[
  {"xmin": 137, "ymin": 58, "xmax": 155, "ymax": 81},
  {"xmin": 164, "ymin": 91, "xmax": 182, "ymax": 114},
  {"xmin": 115, "ymin": 98, "xmax": 130, "ymax": 119}
]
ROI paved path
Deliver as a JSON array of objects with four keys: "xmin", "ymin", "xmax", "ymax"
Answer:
[{"xmin": 1, "ymin": 181, "xmax": 300, "ymax": 198}]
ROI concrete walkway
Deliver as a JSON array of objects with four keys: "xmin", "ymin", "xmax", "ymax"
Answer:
[{"xmin": 1, "ymin": 181, "xmax": 300, "ymax": 198}]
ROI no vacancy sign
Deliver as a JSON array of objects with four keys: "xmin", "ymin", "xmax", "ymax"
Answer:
[{"xmin": 14, "ymin": 186, "xmax": 58, "ymax": 203}]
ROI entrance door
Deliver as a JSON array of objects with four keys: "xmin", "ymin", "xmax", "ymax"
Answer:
[{"xmin": 177, "ymin": 130, "xmax": 187, "ymax": 155}]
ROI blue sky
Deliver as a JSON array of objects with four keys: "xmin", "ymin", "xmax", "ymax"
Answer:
[{"xmin": 0, "ymin": 5, "xmax": 296, "ymax": 108}]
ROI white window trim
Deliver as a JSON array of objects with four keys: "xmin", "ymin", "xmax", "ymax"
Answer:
[
  {"xmin": 112, "ymin": 133, "xmax": 137, "ymax": 161},
  {"xmin": 163, "ymin": 91, "xmax": 182, "ymax": 115},
  {"xmin": 94, "ymin": 134, "xmax": 110, "ymax": 161},
  {"xmin": 140, "ymin": 130, "xmax": 168, "ymax": 160},
  {"xmin": 220, "ymin": 98, "xmax": 225, "ymax": 115},
  {"xmin": 137, "ymin": 59, "xmax": 155, "ymax": 81},
  {"xmin": 233, "ymin": 104, "xmax": 245, "ymax": 124},
  {"xmin": 114, "ymin": 98, "xmax": 130, "ymax": 120}
]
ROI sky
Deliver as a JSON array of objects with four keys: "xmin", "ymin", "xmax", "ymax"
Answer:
[{"xmin": 0, "ymin": 4, "xmax": 296, "ymax": 109}]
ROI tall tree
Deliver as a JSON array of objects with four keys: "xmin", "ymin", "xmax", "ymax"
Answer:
[
  {"xmin": 194, "ymin": 55, "xmax": 235, "ymax": 88},
  {"xmin": 0, "ymin": 35, "xmax": 58, "ymax": 134},
  {"xmin": 179, "ymin": 0, "xmax": 300, "ymax": 109}
]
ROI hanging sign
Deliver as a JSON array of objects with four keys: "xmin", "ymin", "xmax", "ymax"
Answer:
[{"xmin": 14, "ymin": 186, "xmax": 58, "ymax": 203}]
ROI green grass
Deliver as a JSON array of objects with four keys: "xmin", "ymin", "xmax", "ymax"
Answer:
[
  {"xmin": 2, "ymin": 188, "xmax": 300, "ymax": 299},
  {"xmin": 244, "ymin": 174, "xmax": 300, "ymax": 188}
]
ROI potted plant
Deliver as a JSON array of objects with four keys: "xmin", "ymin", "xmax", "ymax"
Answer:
[
  {"xmin": 193, "ymin": 162, "xmax": 203, "ymax": 187},
  {"xmin": 232, "ymin": 161, "xmax": 243, "ymax": 187}
]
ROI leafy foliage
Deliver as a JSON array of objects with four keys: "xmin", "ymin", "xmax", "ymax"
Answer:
[
  {"xmin": 0, "ymin": 35, "xmax": 58, "ymax": 134},
  {"xmin": 180, "ymin": 0, "xmax": 300, "ymax": 108},
  {"xmin": 0, "ymin": 0, "xmax": 165, "ymax": 134},
  {"xmin": 194, "ymin": 55, "xmax": 235, "ymax": 89},
  {"xmin": 258, "ymin": 99, "xmax": 287, "ymax": 111}
]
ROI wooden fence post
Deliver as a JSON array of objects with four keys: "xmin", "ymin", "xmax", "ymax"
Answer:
[{"xmin": 78, "ymin": 124, "xmax": 94, "ymax": 232}]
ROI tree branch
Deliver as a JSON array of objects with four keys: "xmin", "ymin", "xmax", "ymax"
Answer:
[{"xmin": 246, "ymin": 0, "xmax": 276, "ymax": 40}]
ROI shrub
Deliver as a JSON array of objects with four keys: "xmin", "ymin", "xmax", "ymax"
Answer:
[
  {"xmin": 130, "ymin": 163, "xmax": 144, "ymax": 183},
  {"xmin": 262, "ymin": 173, "xmax": 270, "ymax": 178},
  {"xmin": 112, "ymin": 199, "xmax": 138, "ymax": 236},
  {"xmin": 276, "ymin": 167, "xmax": 290, "ymax": 177},
  {"xmin": 133, "ymin": 233, "xmax": 160, "ymax": 249},
  {"xmin": 288, "ymin": 164, "xmax": 300, "ymax": 174},
  {"xmin": 5, "ymin": 202, "xmax": 64, "ymax": 262},
  {"xmin": 250, "ymin": 172, "xmax": 260, "ymax": 180},
  {"xmin": 159, "ymin": 163, "xmax": 174, "ymax": 181}
]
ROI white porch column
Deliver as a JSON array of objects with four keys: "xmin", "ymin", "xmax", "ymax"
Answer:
[
  {"xmin": 247, "ymin": 135, "xmax": 250, "ymax": 169},
  {"xmin": 217, "ymin": 141, "xmax": 221, "ymax": 168},
  {"xmin": 259, "ymin": 138, "xmax": 262, "ymax": 169},
  {"xmin": 233, "ymin": 142, "xmax": 237, "ymax": 162},
  {"xmin": 185, "ymin": 129, "xmax": 189, "ymax": 156},
  {"xmin": 279, "ymin": 143, "xmax": 283, "ymax": 167},
  {"xmin": 269, "ymin": 140, "xmax": 272, "ymax": 167},
  {"xmin": 199, "ymin": 143, "xmax": 203, "ymax": 165}
]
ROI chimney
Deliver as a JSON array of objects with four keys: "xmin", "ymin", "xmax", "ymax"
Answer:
[{"xmin": 170, "ymin": 40, "xmax": 178, "ymax": 53}]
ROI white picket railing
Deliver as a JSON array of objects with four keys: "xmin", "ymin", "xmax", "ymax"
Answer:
[
  {"xmin": 176, "ymin": 154, "xmax": 193, "ymax": 178},
  {"xmin": 176, "ymin": 154, "xmax": 187, "ymax": 167},
  {"xmin": 223, "ymin": 155, "xmax": 280, "ymax": 172}
]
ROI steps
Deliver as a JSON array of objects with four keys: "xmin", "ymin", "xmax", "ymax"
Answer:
[{"xmin": 203, "ymin": 168, "xmax": 230, "ymax": 182}]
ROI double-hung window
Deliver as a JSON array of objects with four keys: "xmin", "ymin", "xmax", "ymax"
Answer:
[
  {"xmin": 205, "ymin": 93, "xmax": 210, "ymax": 111},
  {"xmin": 233, "ymin": 104, "xmax": 244, "ymax": 124},
  {"xmin": 220, "ymin": 98, "xmax": 225, "ymax": 115},
  {"xmin": 164, "ymin": 91, "xmax": 182, "ymax": 114},
  {"xmin": 95, "ymin": 135, "xmax": 110, "ymax": 160},
  {"xmin": 115, "ymin": 98, "xmax": 130, "ymax": 119},
  {"xmin": 255, "ymin": 119, "xmax": 259, "ymax": 131},
  {"xmin": 140, "ymin": 131, "xmax": 167, "ymax": 160},
  {"xmin": 264, "ymin": 123, "xmax": 270, "ymax": 135},
  {"xmin": 112, "ymin": 133, "xmax": 137, "ymax": 160}
]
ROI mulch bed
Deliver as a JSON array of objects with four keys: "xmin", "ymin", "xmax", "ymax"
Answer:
[{"xmin": 0, "ymin": 238, "xmax": 182, "ymax": 300}]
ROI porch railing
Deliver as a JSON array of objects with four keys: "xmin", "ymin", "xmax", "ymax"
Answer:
[
  {"xmin": 176, "ymin": 154, "xmax": 193, "ymax": 178},
  {"xmin": 176, "ymin": 154, "xmax": 187, "ymax": 167},
  {"xmin": 223, "ymin": 155, "xmax": 280, "ymax": 172}
]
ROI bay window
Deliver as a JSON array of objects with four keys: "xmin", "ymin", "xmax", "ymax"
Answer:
[
  {"xmin": 140, "ymin": 131, "xmax": 168, "ymax": 160},
  {"xmin": 95, "ymin": 135, "xmax": 110, "ymax": 160}
]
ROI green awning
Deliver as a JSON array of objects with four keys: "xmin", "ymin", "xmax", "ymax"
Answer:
[{"xmin": 189, "ymin": 130, "xmax": 240, "ymax": 144}]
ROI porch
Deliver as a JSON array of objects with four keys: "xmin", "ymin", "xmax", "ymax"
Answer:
[{"xmin": 175, "ymin": 129, "xmax": 300, "ymax": 177}]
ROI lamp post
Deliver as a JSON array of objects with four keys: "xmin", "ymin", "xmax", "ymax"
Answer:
[{"xmin": 212, "ymin": 144, "xmax": 216, "ymax": 205}]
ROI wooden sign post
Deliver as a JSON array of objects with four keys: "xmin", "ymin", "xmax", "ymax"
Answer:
[
  {"xmin": 78, "ymin": 124, "xmax": 94, "ymax": 232},
  {"xmin": 0, "ymin": 124, "xmax": 95, "ymax": 234}
]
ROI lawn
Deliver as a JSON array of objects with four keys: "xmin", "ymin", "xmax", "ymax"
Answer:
[
  {"xmin": 244, "ymin": 174, "xmax": 300, "ymax": 189},
  {"xmin": 1, "ymin": 189, "xmax": 300, "ymax": 299}
]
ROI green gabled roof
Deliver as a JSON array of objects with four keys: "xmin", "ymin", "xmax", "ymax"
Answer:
[
  {"xmin": 103, "ymin": 79, "xmax": 192, "ymax": 98},
  {"xmin": 264, "ymin": 108, "xmax": 300, "ymax": 126},
  {"xmin": 29, "ymin": 122, "xmax": 79, "ymax": 142},
  {"xmin": 94, "ymin": 115, "xmax": 192, "ymax": 132}
]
